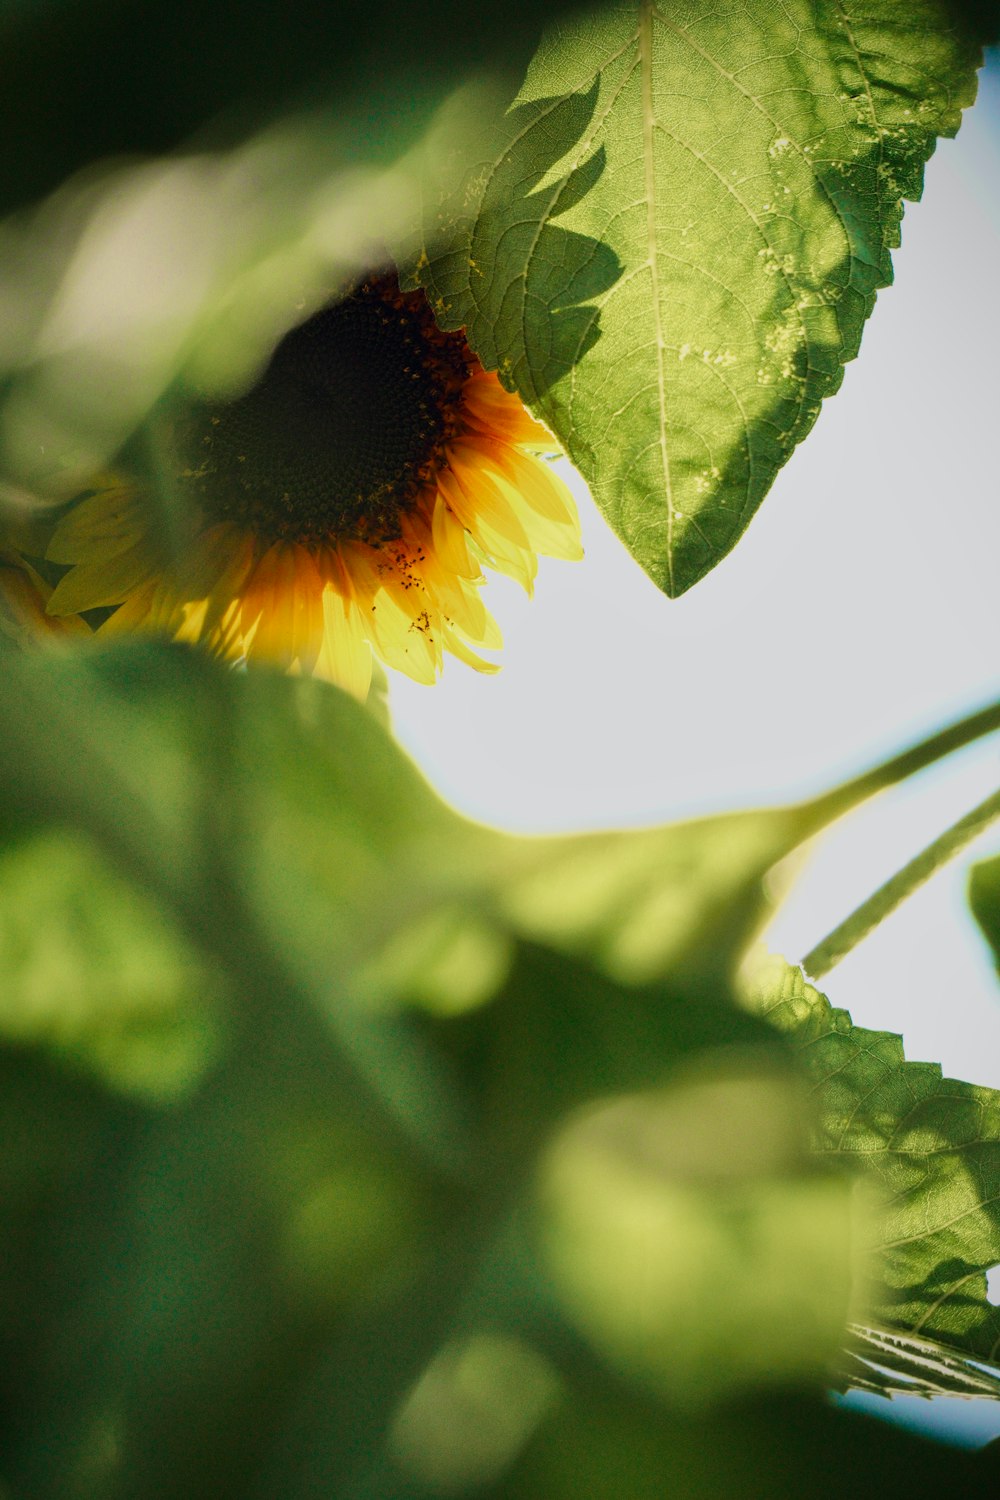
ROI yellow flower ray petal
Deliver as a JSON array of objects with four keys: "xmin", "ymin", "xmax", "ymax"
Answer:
[
  {"xmin": 47, "ymin": 487, "xmax": 152, "ymax": 560},
  {"xmin": 436, "ymin": 468, "xmax": 537, "ymax": 594},
  {"xmin": 440, "ymin": 623, "xmax": 501, "ymax": 674},
  {"xmin": 462, "ymin": 372, "xmax": 556, "ymax": 447},
  {"xmin": 46, "ymin": 537, "xmax": 157, "ymax": 614},
  {"xmin": 317, "ymin": 552, "xmax": 374, "ymax": 699}
]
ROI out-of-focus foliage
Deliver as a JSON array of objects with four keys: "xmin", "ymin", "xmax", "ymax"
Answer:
[
  {"xmin": 0, "ymin": 637, "xmax": 999, "ymax": 1495},
  {"xmin": 0, "ymin": 84, "xmax": 497, "ymax": 507},
  {"xmin": 0, "ymin": 635, "xmax": 914, "ymax": 1037},
  {"xmin": 747, "ymin": 956, "xmax": 1000, "ymax": 1369},
  {"xmin": 536, "ymin": 1060, "xmax": 861, "ymax": 1406},
  {"xmin": 0, "ymin": 827, "xmax": 220, "ymax": 1100},
  {"xmin": 406, "ymin": 0, "xmax": 980, "ymax": 594},
  {"xmin": 489, "ymin": 1378, "xmax": 987, "ymax": 1498},
  {"xmin": 0, "ymin": 0, "xmax": 578, "ymax": 217}
]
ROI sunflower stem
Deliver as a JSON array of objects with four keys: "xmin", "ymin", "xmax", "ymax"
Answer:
[
  {"xmin": 801, "ymin": 783, "xmax": 1000, "ymax": 980},
  {"xmin": 799, "ymin": 695, "xmax": 1000, "ymax": 832}
]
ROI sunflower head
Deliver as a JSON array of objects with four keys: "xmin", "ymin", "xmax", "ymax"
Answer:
[
  {"xmin": 43, "ymin": 274, "xmax": 582, "ymax": 698},
  {"xmin": 174, "ymin": 279, "xmax": 469, "ymax": 548}
]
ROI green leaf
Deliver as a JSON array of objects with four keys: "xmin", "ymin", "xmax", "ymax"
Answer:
[
  {"xmin": 0, "ymin": 828, "xmax": 221, "ymax": 1101},
  {"xmin": 0, "ymin": 638, "xmax": 824, "ymax": 1023},
  {"xmin": 3, "ymin": 647, "xmax": 1000, "ymax": 1489},
  {"xmin": 839, "ymin": 1322, "xmax": 1000, "ymax": 1399},
  {"xmin": 535, "ymin": 1054, "xmax": 860, "ymax": 1408},
  {"xmin": 407, "ymin": 0, "xmax": 980, "ymax": 594},
  {"xmin": 3, "ymin": 644, "xmax": 998, "ymax": 1051},
  {"xmin": 0, "ymin": 638, "xmax": 483, "ymax": 1168},
  {"xmin": 496, "ymin": 804, "xmax": 816, "ymax": 983},
  {"xmin": 748, "ymin": 955, "xmax": 1000, "ymax": 1369},
  {"xmin": 0, "ymin": 1004, "xmax": 433, "ymax": 1500},
  {"xmin": 969, "ymin": 849, "xmax": 1000, "ymax": 974}
]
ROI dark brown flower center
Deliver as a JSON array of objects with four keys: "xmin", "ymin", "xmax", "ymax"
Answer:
[{"xmin": 173, "ymin": 277, "xmax": 470, "ymax": 547}]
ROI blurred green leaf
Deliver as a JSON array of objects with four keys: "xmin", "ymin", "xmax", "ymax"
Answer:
[
  {"xmin": 0, "ymin": 637, "xmax": 486, "ymax": 1168},
  {"xmin": 0, "ymin": 827, "xmax": 220, "ymax": 1100},
  {"xmin": 536, "ymin": 1058, "xmax": 861, "ymax": 1408},
  {"xmin": 0, "ymin": 1053, "xmax": 130, "ymax": 1479},
  {"xmin": 748, "ymin": 955, "xmax": 1000, "ymax": 1367},
  {"xmin": 249, "ymin": 944, "xmax": 826, "ymax": 1496},
  {"xmin": 493, "ymin": 1371, "xmax": 987, "ymax": 1499},
  {"xmin": 389, "ymin": 1332, "xmax": 561, "ymax": 1494},
  {"xmin": 497, "ymin": 805, "xmax": 818, "ymax": 984},
  {"xmin": 0, "ymin": 634, "xmax": 834, "ymax": 1078},
  {"xmin": 0, "ymin": 0, "xmax": 577, "ymax": 218},
  {"xmin": 0, "ymin": 1008, "xmax": 434, "ymax": 1500},
  {"xmin": 1, "ymin": 643, "xmax": 998, "ymax": 1494},
  {"xmin": 969, "ymin": 849, "xmax": 1000, "ymax": 973},
  {"xmin": 2, "ymin": 640, "xmax": 995, "ymax": 1061},
  {"xmin": 407, "ymin": 0, "xmax": 980, "ymax": 594}
]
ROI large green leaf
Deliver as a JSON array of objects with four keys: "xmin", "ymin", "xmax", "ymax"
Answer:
[
  {"xmin": 748, "ymin": 956, "xmax": 1000, "ymax": 1368},
  {"xmin": 0, "ymin": 1010, "xmax": 436, "ymax": 1500},
  {"xmin": 407, "ymin": 0, "xmax": 980, "ymax": 594},
  {"xmin": 2, "ymin": 641, "xmax": 994, "ymax": 1077},
  {"xmin": 0, "ymin": 638, "xmax": 834, "ymax": 1035},
  {"xmin": 0, "ymin": 937, "xmax": 973, "ymax": 1500}
]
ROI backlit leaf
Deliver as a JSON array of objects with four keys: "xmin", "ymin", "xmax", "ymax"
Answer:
[
  {"xmin": 749, "ymin": 955, "xmax": 1000, "ymax": 1368},
  {"xmin": 408, "ymin": 0, "xmax": 980, "ymax": 594}
]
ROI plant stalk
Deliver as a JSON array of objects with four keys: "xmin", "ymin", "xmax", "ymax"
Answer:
[{"xmin": 802, "ymin": 784, "xmax": 1000, "ymax": 980}]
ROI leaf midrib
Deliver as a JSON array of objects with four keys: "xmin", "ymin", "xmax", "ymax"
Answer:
[{"xmin": 640, "ymin": 0, "xmax": 675, "ymax": 591}]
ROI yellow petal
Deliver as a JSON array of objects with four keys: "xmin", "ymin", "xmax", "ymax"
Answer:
[
  {"xmin": 46, "ymin": 537, "xmax": 156, "ymax": 613},
  {"xmin": 46, "ymin": 485, "xmax": 147, "ymax": 564},
  {"xmin": 342, "ymin": 542, "xmax": 441, "ymax": 685},
  {"xmin": 241, "ymin": 545, "xmax": 307, "ymax": 670},
  {"xmin": 441, "ymin": 623, "xmax": 501, "ymax": 675},
  {"xmin": 427, "ymin": 492, "xmax": 480, "ymax": 580},
  {"xmin": 99, "ymin": 579, "xmax": 158, "ymax": 635},
  {"xmin": 462, "ymin": 372, "xmax": 556, "ymax": 448},
  {"xmin": 0, "ymin": 551, "xmax": 89, "ymax": 643},
  {"xmin": 317, "ymin": 558, "xmax": 374, "ymax": 699},
  {"xmin": 488, "ymin": 449, "xmax": 583, "ymax": 561},
  {"xmin": 438, "ymin": 467, "xmax": 537, "ymax": 593}
]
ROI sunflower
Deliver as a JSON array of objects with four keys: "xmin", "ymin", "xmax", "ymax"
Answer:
[{"xmin": 43, "ymin": 275, "xmax": 582, "ymax": 699}]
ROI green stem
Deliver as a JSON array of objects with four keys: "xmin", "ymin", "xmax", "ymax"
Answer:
[
  {"xmin": 801, "ymin": 784, "xmax": 1000, "ymax": 980},
  {"xmin": 800, "ymin": 695, "xmax": 1000, "ymax": 832}
]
